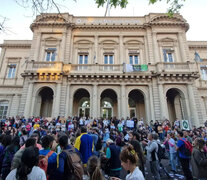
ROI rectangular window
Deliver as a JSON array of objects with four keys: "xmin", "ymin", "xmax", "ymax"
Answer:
[
  {"xmin": 78, "ymin": 55, "xmax": 88, "ymax": 64},
  {"xmin": 104, "ymin": 54, "xmax": 114, "ymax": 70},
  {"xmin": 45, "ymin": 48, "xmax": 56, "ymax": 62},
  {"xmin": 104, "ymin": 55, "xmax": 114, "ymax": 64},
  {"xmin": 129, "ymin": 55, "xmax": 139, "ymax": 65},
  {"xmin": 7, "ymin": 64, "xmax": 16, "ymax": 78},
  {"xmin": 0, "ymin": 101, "xmax": 8, "ymax": 120},
  {"xmin": 201, "ymin": 68, "xmax": 207, "ymax": 80},
  {"xmin": 163, "ymin": 49, "xmax": 174, "ymax": 62}
]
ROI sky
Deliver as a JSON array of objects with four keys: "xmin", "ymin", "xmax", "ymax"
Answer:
[{"xmin": 0, "ymin": 0, "xmax": 207, "ymax": 43}]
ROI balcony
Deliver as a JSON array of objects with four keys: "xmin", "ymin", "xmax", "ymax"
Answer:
[
  {"xmin": 24, "ymin": 61, "xmax": 64, "ymax": 74},
  {"xmin": 24, "ymin": 61, "xmax": 198, "ymax": 77},
  {"xmin": 156, "ymin": 62, "xmax": 197, "ymax": 73}
]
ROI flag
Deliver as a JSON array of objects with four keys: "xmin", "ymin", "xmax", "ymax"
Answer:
[
  {"xmin": 194, "ymin": 52, "xmax": 203, "ymax": 62},
  {"xmin": 125, "ymin": 64, "xmax": 148, "ymax": 72}
]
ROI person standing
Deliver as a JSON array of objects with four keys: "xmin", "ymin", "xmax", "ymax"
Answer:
[
  {"xmin": 74, "ymin": 126, "xmax": 93, "ymax": 166},
  {"xmin": 105, "ymin": 139, "xmax": 122, "ymax": 178},
  {"xmin": 191, "ymin": 138, "xmax": 207, "ymax": 180},
  {"xmin": 176, "ymin": 130, "xmax": 193, "ymax": 180},
  {"xmin": 143, "ymin": 133, "xmax": 160, "ymax": 180},
  {"xmin": 120, "ymin": 144, "xmax": 145, "ymax": 180}
]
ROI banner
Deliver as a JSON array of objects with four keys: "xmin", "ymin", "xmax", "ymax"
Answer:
[
  {"xmin": 125, "ymin": 64, "xmax": 148, "ymax": 72},
  {"xmin": 181, "ymin": 120, "xmax": 190, "ymax": 130}
]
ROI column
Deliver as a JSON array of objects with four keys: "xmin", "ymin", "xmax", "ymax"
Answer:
[
  {"xmin": 53, "ymin": 83, "xmax": 61, "ymax": 118},
  {"xmin": 152, "ymin": 32, "xmax": 159, "ymax": 63},
  {"xmin": 119, "ymin": 35, "xmax": 124, "ymax": 64},
  {"xmin": 60, "ymin": 32, "xmax": 66, "ymax": 62},
  {"xmin": 121, "ymin": 84, "xmax": 126, "ymax": 118},
  {"xmin": 145, "ymin": 96, "xmax": 151, "ymax": 124},
  {"xmin": 149, "ymin": 84, "xmax": 155, "ymax": 120},
  {"xmin": 97, "ymin": 96, "xmax": 101, "ymax": 118},
  {"xmin": 178, "ymin": 32, "xmax": 186, "ymax": 62},
  {"xmin": 65, "ymin": 84, "xmax": 70, "ymax": 117},
  {"xmin": 158, "ymin": 84, "xmax": 169, "ymax": 120},
  {"xmin": 68, "ymin": 93, "xmax": 73, "ymax": 117},
  {"xmin": 92, "ymin": 84, "xmax": 98, "ymax": 118},
  {"xmin": 187, "ymin": 84, "xmax": 199, "ymax": 127},
  {"xmin": 118, "ymin": 96, "xmax": 121, "ymax": 119},
  {"xmin": 24, "ymin": 82, "xmax": 34, "ymax": 118}
]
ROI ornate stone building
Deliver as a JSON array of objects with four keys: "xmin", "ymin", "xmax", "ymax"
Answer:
[{"xmin": 0, "ymin": 13, "xmax": 207, "ymax": 127}]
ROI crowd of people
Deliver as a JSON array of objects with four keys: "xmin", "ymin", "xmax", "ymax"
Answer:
[{"xmin": 0, "ymin": 115, "xmax": 207, "ymax": 180}]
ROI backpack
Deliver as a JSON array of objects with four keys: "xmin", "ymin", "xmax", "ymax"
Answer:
[
  {"xmin": 38, "ymin": 151, "xmax": 54, "ymax": 175},
  {"xmin": 95, "ymin": 136, "xmax": 102, "ymax": 151},
  {"xmin": 180, "ymin": 139, "xmax": 193, "ymax": 157},
  {"xmin": 157, "ymin": 143, "xmax": 165, "ymax": 161},
  {"xmin": 63, "ymin": 148, "xmax": 84, "ymax": 180}
]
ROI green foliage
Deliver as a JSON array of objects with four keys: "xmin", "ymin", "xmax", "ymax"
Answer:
[
  {"xmin": 96, "ymin": 0, "xmax": 128, "ymax": 8},
  {"xmin": 95, "ymin": 0, "xmax": 186, "ymax": 15}
]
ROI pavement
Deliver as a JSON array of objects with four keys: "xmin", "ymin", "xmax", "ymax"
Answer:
[{"xmin": 145, "ymin": 159, "xmax": 185, "ymax": 180}]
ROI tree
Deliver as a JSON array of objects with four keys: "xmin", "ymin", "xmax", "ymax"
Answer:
[
  {"xmin": 0, "ymin": 0, "xmax": 186, "ymax": 32},
  {"xmin": 15, "ymin": 0, "xmax": 186, "ymax": 15}
]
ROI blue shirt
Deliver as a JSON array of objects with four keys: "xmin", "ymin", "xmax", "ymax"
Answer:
[
  {"xmin": 39, "ymin": 149, "xmax": 57, "ymax": 176},
  {"xmin": 177, "ymin": 138, "xmax": 190, "ymax": 159}
]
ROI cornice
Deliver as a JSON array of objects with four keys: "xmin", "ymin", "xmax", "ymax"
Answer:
[{"xmin": 0, "ymin": 44, "xmax": 31, "ymax": 48}]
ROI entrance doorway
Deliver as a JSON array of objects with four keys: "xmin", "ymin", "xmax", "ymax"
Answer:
[
  {"xmin": 128, "ymin": 89, "xmax": 146, "ymax": 120},
  {"xmin": 73, "ymin": 89, "xmax": 90, "ymax": 117},
  {"xmin": 38, "ymin": 87, "xmax": 53, "ymax": 117},
  {"xmin": 100, "ymin": 89, "xmax": 117, "ymax": 118},
  {"xmin": 166, "ymin": 88, "xmax": 186, "ymax": 122}
]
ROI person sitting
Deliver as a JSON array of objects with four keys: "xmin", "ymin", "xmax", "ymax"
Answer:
[
  {"xmin": 120, "ymin": 144, "xmax": 145, "ymax": 180},
  {"xmin": 6, "ymin": 146, "xmax": 46, "ymax": 180}
]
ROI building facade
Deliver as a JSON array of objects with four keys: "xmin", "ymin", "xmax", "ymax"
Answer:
[{"xmin": 0, "ymin": 13, "xmax": 207, "ymax": 127}]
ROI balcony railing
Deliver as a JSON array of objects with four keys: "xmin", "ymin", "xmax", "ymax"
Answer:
[
  {"xmin": 70, "ymin": 64, "xmax": 124, "ymax": 73},
  {"xmin": 156, "ymin": 62, "xmax": 197, "ymax": 72},
  {"xmin": 24, "ymin": 61, "xmax": 198, "ymax": 75},
  {"xmin": 25, "ymin": 61, "xmax": 63, "ymax": 73}
]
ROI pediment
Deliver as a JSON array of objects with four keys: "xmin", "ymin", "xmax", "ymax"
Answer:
[
  {"xmin": 74, "ymin": 39, "xmax": 93, "ymax": 44},
  {"xmin": 100, "ymin": 40, "xmax": 118, "ymax": 45},
  {"xmin": 150, "ymin": 15, "xmax": 186, "ymax": 24},
  {"xmin": 158, "ymin": 37, "xmax": 176, "ymax": 42},
  {"xmin": 124, "ymin": 40, "xmax": 143, "ymax": 45},
  {"xmin": 36, "ymin": 14, "xmax": 67, "ymax": 23}
]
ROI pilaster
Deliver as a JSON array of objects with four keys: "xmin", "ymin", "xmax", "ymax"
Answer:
[
  {"xmin": 187, "ymin": 84, "xmax": 199, "ymax": 127},
  {"xmin": 53, "ymin": 83, "xmax": 61, "ymax": 118},
  {"xmin": 24, "ymin": 82, "xmax": 34, "ymax": 118}
]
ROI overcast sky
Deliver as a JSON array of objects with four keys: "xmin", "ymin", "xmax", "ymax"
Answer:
[{"xmin": 0, "ymin": 0, "xmax": 207, "ymax": 43}]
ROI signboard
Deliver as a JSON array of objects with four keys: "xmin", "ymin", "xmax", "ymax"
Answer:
[{"xmin": 181, "ymin": 120, "xmax": 190, "ymax": 130}]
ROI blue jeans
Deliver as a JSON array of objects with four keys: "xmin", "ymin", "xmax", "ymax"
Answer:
[{"xmin": 170, "ymin": 152, "xmax": 177, "ymax": 171}]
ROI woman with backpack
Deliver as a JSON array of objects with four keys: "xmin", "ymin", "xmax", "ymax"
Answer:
[
  {"xmin": 191, "ymin": 138, "xmax": 207, "ymax": 180},
  {"xmin": 6, "ymin": 146, "xmax": 46, "ymax": 180}
]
